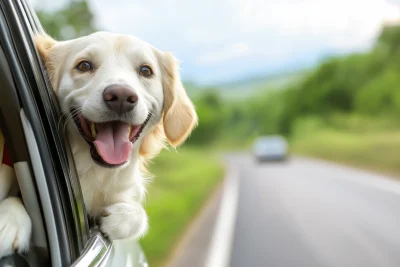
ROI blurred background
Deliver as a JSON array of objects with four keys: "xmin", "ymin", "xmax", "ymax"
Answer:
[{"xmin": 30, "ymin": 0, "xmax": 400, "ymax": 266}]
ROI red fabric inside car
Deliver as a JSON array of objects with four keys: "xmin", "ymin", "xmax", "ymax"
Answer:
[{"xmin": 3, "ymin": 144, "xmax": 12, "ymax": 167}]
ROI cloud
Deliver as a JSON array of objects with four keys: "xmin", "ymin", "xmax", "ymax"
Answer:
[
  {"xmin": 198, "ymin": 42, "xmax": 249, "ymax": 64},
  {"xmin": 32, "ymin": 0, "xmax": 400, "ymax": 83},
  {"xmin": 238, "ymin": 0, "xmax": 400, "ymax": 51}
]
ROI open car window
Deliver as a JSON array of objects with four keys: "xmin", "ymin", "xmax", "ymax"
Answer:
[
  {"xmin": 0, "ymin": 0, "xmax": 89, "ymax": 265},
  {"xmin": 0, "ymin": 1, "xmax": 149, "ymax": 266}
]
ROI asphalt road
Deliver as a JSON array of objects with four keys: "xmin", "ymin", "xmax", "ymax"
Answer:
[{"xmin": 228, "ymin": 154, "xmax": 400, "ymax": 267}]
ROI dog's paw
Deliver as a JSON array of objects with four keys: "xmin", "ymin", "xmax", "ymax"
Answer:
[
  {"xmin": 99, "ymin": 203, "xmax": 148, "ymax": 240},
  {"xmin": 0, "ymin": 197, "xmax": 31, "ymax": 259}
]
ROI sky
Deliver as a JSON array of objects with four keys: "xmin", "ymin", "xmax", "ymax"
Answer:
[{"xmin": 32, "ymin": 0, "xmax": 400, "ymax": 85}]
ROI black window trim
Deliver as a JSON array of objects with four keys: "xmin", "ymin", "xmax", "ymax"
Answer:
[
  {"xmin": 0, "ymin": 0, "xmax": 90, "ymax": 264},
  {"xmin": 13, "ymin": 0, "xmax": 89, "ymax": 247}
]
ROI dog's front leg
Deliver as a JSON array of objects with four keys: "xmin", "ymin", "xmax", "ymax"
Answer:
[
  {"xmin": 99, "ymin": 202, "xmax": 148, "ymax": 240},
  {"xmin": 0, "ymin": 131, "xmax": 32, "ymax": 258},
  {"xmin": 0, "ymin": 197, "xmax": 32, "ymax": 258},
  {"xmin": 0, "ymin": 169, "xmax": 31, "ymax": 258}
]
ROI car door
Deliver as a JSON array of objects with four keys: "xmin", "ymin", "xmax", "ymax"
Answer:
[
  {"xmin": 0, "ymin": 0, "xmax": 148, "ymax": 266},
  {"xmin": 0, "ymin": 0, "xmax": 88, "ymax": 265}
]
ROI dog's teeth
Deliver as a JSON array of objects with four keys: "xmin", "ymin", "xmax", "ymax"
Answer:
[
  {"xmin": 91, "ymin": 122, "xmax": 97, "ymax": 138},
  {"xmin": 128, "ymin": 126, "xmax": 132, "ymax": 137}
]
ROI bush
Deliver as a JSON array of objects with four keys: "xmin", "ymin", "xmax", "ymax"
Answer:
[{"xmin": 355, "ymin": 68, "xmax": 400, "ymax": 115}]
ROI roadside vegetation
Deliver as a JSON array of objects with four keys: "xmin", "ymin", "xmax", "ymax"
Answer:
[
  {"xmin": 188, "ymin": 23, "xmax": 400, "ymax": 177},
  {"xmin": 290, "ymin": 115, "xmax": 400, "ymax": 176},
  {"xmin": 140, "ymin": 147, "xmax": 223, "ymax": 266}
]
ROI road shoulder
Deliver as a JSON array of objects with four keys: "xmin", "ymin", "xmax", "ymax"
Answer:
[{"xmin": 165, "ymin": 182, "xmax": 223, "ymax": 267}]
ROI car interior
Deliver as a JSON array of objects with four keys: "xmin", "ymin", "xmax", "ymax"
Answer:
[
  {"xmin": 0, "ymin": 1, "xmax": 150, "ymax": 267},
  {"xmin": 0, "ymin": 0, "xmax": 90, "ymax": 266}
]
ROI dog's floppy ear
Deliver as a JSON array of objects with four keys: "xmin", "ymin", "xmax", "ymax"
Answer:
[
  {"xmin": 34, "ymin": 33, "xmax": 56, "ymax": 62},
  {"xmin": 34, "ymin": 34, "xmax": 60, "ymax": 88},
  {"xmin": 159, "ymin": 52, "xmax": 198, "ymax": 147}
]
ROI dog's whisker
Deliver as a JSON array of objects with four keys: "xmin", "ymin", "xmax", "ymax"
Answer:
[
  {"xmin": 57, "ymin": 111, "xmax": 72, "ymax": 131},
  {"xmin": 146, "ymin": 112, "xmax": 158, "ymax": 125},
  {"xmin": 148, "ymin": 117, "xmax": 158, "ymax": 125},
  {"xmin": 59, "ymin": 107, "xmax": 82, "ymax": 133},
  {"xmin": 62, "ymin": 116, "xmax": 74, "ymax": 133}
]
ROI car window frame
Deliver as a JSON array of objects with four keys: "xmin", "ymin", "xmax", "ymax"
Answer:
[
  {"xmin": 1, "ymin": 1, "xmax": 150, "ymax": 266},
  {"xmin": 0, "ymin": 0, "xmax": 90, "ymax": 264}
]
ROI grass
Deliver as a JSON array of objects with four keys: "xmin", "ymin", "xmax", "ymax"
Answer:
[
  {"xmin": 140, "ymin": 146, "xmax": 224, "ymax": 267},
  {"xmin": 291, "ymin": 128, "xmax": 400, "ymax": 177}
]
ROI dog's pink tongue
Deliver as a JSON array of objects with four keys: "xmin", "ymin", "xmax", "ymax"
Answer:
[{"xmin": 93, "ymin": 122, "xmax": 132, "ymax": 165}]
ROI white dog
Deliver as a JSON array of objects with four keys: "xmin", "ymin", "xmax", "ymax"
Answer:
[{"xmin": 0, "ymin": 32, "xmax": 197, "ymax": 258}]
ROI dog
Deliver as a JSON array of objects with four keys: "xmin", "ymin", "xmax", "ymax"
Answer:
[{"xmin": 0, "ymin": 31, "xmax": 197, "ymax": 258}]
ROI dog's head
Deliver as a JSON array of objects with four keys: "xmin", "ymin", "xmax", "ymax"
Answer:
[{"xmin": 35, "ymin": 32, "xmax": 197, "ymax": 168}]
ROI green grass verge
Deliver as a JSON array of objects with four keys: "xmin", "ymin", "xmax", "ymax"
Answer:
[
  {"xmin": 140, "ymin": 146, "xmax": 224, "ymax": 267},
  {"xmin": 291, "ymin": 128, "xmax": 400, "ymax": 177}
]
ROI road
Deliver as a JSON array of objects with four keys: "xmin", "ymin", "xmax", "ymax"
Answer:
[{"xmin": 225, "ymin": 154, "xmax": 400, "ymax": 267}]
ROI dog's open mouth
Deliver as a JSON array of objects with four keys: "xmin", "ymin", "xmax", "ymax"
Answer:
[{"xmin": 71, "ymin": 109, "xmax": 151, "ymax": 168}]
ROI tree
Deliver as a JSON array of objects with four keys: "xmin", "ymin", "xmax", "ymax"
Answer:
[
  {"xmin": 188, "ymin": 91, "xmax": 223, "ymax": 144},
  {"xmin": 377, "ymin": 24, "xmax": 400, "ymax": 55},
  {"xmin": 36, "ymin": 0, "xmax": 97, "ymax": 40}
]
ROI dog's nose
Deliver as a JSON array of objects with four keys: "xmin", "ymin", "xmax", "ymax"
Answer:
[{"xmin": 103, "ymin": 85, "xmax": 138, "ymax": 114}]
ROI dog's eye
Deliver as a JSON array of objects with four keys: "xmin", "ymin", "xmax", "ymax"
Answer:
[
  {"xmin": 139, "ymin": 66, "xmax": 153, "ymax": 77},
  {"xmin": 76, "ymin": 61, "xmax": 94, "ymax": 72}
]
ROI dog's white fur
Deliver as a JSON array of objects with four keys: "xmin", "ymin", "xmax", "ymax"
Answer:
[
  {"xmin": 0, "ymin": 197, "xmax": 32, "ymax": 257},
  {"xmin": 0, "ymin": 31, "xmax": 197, "ymax": 258}
]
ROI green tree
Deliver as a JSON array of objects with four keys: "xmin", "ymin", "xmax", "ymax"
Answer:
[
  {"xmin": 188, "ymin": 91, "xmax": 223, "ymax": 144},
  {"xmin": 377, "ymin": 24, "xmax": 400, "ymax": 55},
  {"xmin": 355, "ymin": 68, "xmax": 400, "ymax": 115},
  {"xmin": 36, "ymin": 0, "xmax": 97, "ymax": 40}
]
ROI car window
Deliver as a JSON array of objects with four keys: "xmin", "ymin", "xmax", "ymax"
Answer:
[
  {"xmin": 0, "ymin": 0, "xmax": 90, "ymax": 265},
  {"xmin": 2, "ymin": 1, "xmax": 149, "ymax": 267},
  {"xmin": 0, "ymin": 15, "xmax": 49, "ymax": 267}
]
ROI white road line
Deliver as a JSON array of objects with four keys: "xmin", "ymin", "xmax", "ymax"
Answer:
[{"xmin": 205, "ymin": 165, "xmax": 240, "ymax": 267}]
